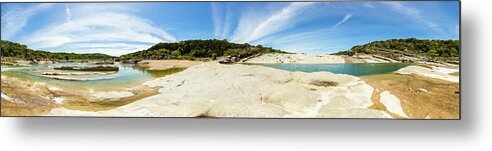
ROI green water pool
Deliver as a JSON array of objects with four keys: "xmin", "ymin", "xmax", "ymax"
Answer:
[{"xmin": 259, "ymin": 63, "xmax": 411, "ymax": 76}]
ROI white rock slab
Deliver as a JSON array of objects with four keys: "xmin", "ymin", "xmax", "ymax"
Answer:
[
  {"xmin": 396, "ymin": 66, "xmax": 459, "ymax": 83},
  {"xmin": 380, "ymin": 91, "xmax": 408, "ymax": 118}
]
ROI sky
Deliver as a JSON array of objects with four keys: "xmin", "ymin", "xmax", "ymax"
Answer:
[{"xmin": 1, "ymin": 1, "xmax": 459, "ymax": 56}]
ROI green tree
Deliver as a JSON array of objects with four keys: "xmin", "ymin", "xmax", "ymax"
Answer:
[
  {"xmin": 428, "ymin": 49, "xmax": 439, "ymax": 58},
  {"xmin": 212, "ymin": 53, "xmax": 218, "ymax": 60},
  {"xmin": 171, "ymin": 50, "xmax": 181, "ymax": 58}
]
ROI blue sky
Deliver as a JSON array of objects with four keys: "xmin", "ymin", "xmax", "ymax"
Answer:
[{"xmin": 1, "ymin": 1, "xmax": 459, "ymax": 56}]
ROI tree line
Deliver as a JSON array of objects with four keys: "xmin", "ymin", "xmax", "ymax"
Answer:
[
  {"xmin": 1, "ymin": 40, "xmax": 115, "ymax": 61},
  {"xmin": 119, "ymin": 39, "xmax": 287, "ymax": 61},
  {"xmin": 3, "ymin": 38, "xmax": 459, "ymax": 62},
  {"xmin": 334, "ymin": 38, "xmax": 459, "ymax": 60}
]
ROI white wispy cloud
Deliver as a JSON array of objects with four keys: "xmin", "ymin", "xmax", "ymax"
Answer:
[
  {"xmin": 211, "ymin": 3, "xmax": 223, "ymax": 38},
  {"xmin": 211, "ymin": 3, "xmax": 234, "ymax": 39},
  {"xmin": 21, "ymin": 4, "xmax": 176, "ymax": 56},
  {"xmin": 256, "ymin": 29, "xmax": 324, "ymax": 46},
  {"xmin": 383, "ymin": 2, "xmax": 442, "ymax": 32},
  {"xmin": 1, "ymin": 3, "xmax": 54, "ymax": 39},
  {"xmin": 65, "ymin": 4, "xmax": 71, "ymax": 22},
  {"xmin": 256, "ymin": 13, "xmax": 353, "ymax": 48},
  {"xmin": 332, "ymin": 14, "xmax": 353, "ymax": 29},
  {"xmin": 365, "ymin": 2, "xmax": 375, "ymax": 8},
  {"xmin": 231, "ymin": 2, "xmax": 317, "ymax": 43},
  {"xmin": 220, "ymin": 7, "xmax": 233, "ymax": 39},
  {"xmin": 455, "ymin": 25, "xmax": 460, "ymax": 37},
  {"xmin": 256, "ymin": 27, "xmax": 349, "ymax": 53}
]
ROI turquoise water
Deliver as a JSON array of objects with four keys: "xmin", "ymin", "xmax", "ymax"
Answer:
[
  {"xmin": 2, "ymin": 63, "xmax": 409, "ymax": 91},
  {"xmin": 1, "ymin": 64, "xmax": 173, "ymax": 90},
  {"xmin": 259, "ymin": 63, "xmax": 410, "ymax": 76}
]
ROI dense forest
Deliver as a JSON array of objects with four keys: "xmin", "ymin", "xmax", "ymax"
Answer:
[
  {"xmin": 1, "ymin": 40, "xmax": 115, "ymax": 61},
  {"xmin": 2, "ymin": 38, "xmax": 460, "ymax": 63},
  {"xmin": 120, "ymin": 39, "xmax": 286, "ymax": 61},
  {"xmin": 334, "ymin": 38, "xmax": 460, "ymax": 61}
]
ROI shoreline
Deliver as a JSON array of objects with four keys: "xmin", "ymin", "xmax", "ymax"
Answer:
[{"xmin": 242, "ymin": 53, "xmax": 346, "ymax": 64}]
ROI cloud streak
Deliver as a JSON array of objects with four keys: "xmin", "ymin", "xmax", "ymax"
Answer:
[
  {"xmin": 332, "ymin": 14, "xmax": 353, "ymax": 29},
  {"xmin": 1, "ymin": 3, "xmax": 54, "ymax": 39},
  {"xmin": 65, "ymin": 4, "xmax": 71, "ymax": 21},
  {"xmin": 365, "ymin": 2, "xmax": 375, "ymax": 8},
  {"xmin": 211, "ymin": 3, "xmax": 223, "ymax": 38},
  {"xmin": 384, "ymin": 2, "xmax": 442, "ymax": 32},
  {"xmin": 211, "ymin": 3, "xmax": 234, "ymax": 39},
  {"xmin": 231, "ymin": 2, "xmax": 317, "ymax": 43}
]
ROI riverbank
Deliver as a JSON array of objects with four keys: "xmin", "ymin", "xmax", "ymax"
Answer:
[
  {"xmin": 341, "ymin": 54, "xmax": 400, "ymax": 63},
  {"xmin": 241, "ymin": 53, "xmax": 424, "ymax": 64},
  {"xmin": 242, "ymin": 53, "xmax": 345, "ymax": 64}
]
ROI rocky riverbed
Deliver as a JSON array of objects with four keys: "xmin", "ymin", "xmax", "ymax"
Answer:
[{"xmin": 47, "ymin": 62, "xmax": 409, "ymax": 118}]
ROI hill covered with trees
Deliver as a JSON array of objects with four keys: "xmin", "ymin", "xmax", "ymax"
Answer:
[
  {"xmin": 120, "ymin": 39, "xmax": 286, "ymax": 61},
  {"xmin": 1, "ymin": 40, "xmax": 115, "ymax": 61},
  {"xmin": 334, "ymin": 38, "xmax": 460, "ymax": 62}
]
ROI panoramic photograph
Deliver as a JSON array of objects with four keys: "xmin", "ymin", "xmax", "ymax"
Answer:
[{"xmin": 0, "ymin": 1, "xmax": 459, "ymax": 119}]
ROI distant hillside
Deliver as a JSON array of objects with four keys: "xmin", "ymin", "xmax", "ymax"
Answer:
[
  {"xmin": 334, "ymin": 38, "xmax": 460, "ymax": 62},
  {"xmin": 120, "ymin": 39, "xmax": 287, "ymax": 61},
  {"xmin": 1, "ymin": 40, "xmax": 115, "ymax": 61}
]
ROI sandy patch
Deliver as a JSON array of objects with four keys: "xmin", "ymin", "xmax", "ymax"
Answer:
[
  {"xmin": 138, "ymin": 60, "xmax": 202, "ymax": 70},
  {"xmin": 361, "ymin": 73, "xmax": 459, "ymax": 119},
  {"xmin": 341, "ymin": 56, "xmax": 366, "ymax": 63},
  {"xmin": 341, "ymin": 54, "xmax": 400, "ymax": 63}
]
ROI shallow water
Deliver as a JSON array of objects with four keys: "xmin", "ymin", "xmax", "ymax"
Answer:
[
  {"xmin": 259, "ymin": 63, "xmax": 411, "ymax": 76},
  {"xmin": 1, "ymin": 63, "xmax": 180, "ymax": 91}
]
